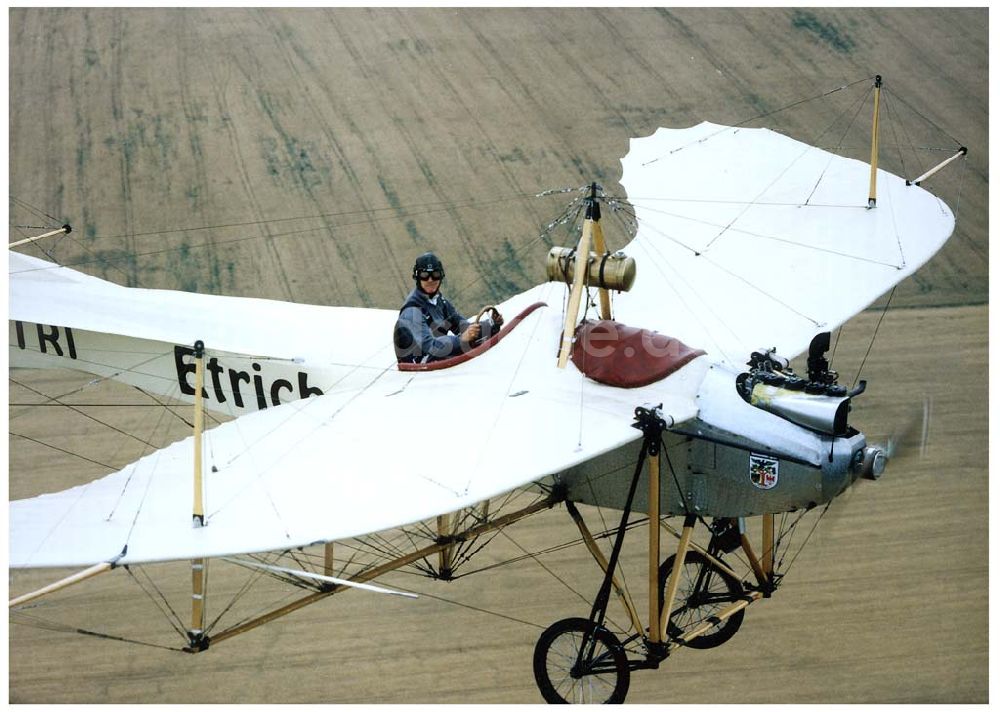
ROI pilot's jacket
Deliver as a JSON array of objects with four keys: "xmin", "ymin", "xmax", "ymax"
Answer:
[{"xmin": 393, "ymin": 288, "xmax": 498, "ymax": 363}]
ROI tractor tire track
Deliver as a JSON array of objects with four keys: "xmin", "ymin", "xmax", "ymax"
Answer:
[
  {"xmin": 456, "ymin": 14, "xmax": 609, "ymax": 200},
  {"xmin": 107, "ymin": 9, "xmax": 138, "ymax": 286},
  {"xmin": 250, "ymin": 10, "xmax": 358, "ymax": 305},
  {"xmin": 204, "ymin": 29, "xmax": 297, "ymax": 303},
  {"xmin": 251, "ymin": 9, "xmax": 391, "ymax": 307},
  {"xmin": 390, "ymin": 10, "xmax": 552, "ymax": 231},
  {"xmin": 654, "ymin": 9, "xmax": 774, "ymax": 119},
  {"xmin": 333, "ymin": 9, "xmax": 520, "ymax": 299},
  {"xmin": 533, "ymin": 9, "xmax": 639, "ymax": 138},
  {"xmin": 174, "ymin": 12, "xmax": 223, "ymax": 294},
  {"xmin": 591, "ymin": 8, "xmax": 688, "ymax": 119},
  {"xmin": 69, "ymin": 11, "xmax": 97, "ymax": 253},
  {"xmin": 326, "ymin": 9, "xmax": 508, "ymax": 302},
  {"xmin": 40, "ymin": 11, "xmax": 64, "ymax": 230}
]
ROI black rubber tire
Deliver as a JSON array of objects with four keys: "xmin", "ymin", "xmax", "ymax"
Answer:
[
  {"xmin": 533, "ymin": 617, "xmax": 630, "ymax": 704},
  {"xmin": 658, "ymin": 550, "xmax": 745, "ymax": 649}
]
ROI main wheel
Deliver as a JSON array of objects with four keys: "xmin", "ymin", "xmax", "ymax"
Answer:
[
  {"xmin": 533, "ymin": 617, "xmax": 630, "ymax": 704},
  {"xmin": 658, "ymin": 550, "xmax": 745, "ymax": 649}
]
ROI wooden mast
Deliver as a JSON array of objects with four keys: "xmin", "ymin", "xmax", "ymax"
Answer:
[
  {"xmin": 867, "ymin": 74, "xmax": 882, "ymax": 208},
  {"xmin": 556, "ymin": 219, "xmax": 592, "ymax": 368},
  {"xmin": 590, "ymin": 213, "xmax": 613, "ymax": 321},
  {"xmin": 190, "ymin": 340, "xmax": 208, "ymax": 648},
  {"xmin": 557, "ymin": 183, "xmax": 608, "ymax": 368},
  {"xmin": 192, "ymin": 340, "xmax": 206, "ymax": 527}
]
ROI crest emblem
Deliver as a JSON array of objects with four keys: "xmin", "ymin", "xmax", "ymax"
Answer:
[{"xmin": 749, "ymin": 453, "xmax": 779, "ymax": 490}]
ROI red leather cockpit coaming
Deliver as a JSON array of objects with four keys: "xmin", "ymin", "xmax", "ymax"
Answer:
[{"xmin": 571, "ymin": 320, "xmax": 706, "ymax": 388}]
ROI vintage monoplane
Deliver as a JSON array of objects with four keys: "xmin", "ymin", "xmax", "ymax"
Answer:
[{"xmin": 9, "ymin": 76, "xmax": 964, "ymax": 703}]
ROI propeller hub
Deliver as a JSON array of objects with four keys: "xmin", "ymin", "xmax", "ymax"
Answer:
[{"xmin": 855, "ymin": 446, "xmax": 887, "ymax": 480}]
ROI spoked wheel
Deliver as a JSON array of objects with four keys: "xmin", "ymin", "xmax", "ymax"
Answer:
[
  {"xmin": 658, "ymin": 550, "xmax": 745, "ymax": 649},
  {"xmin": 533, "ymin": 617, "xmax": 630, "ymax": 704}
]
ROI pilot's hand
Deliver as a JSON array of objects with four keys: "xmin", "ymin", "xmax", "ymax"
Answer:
[
  {"xmin": 493, "ymin": 311, "xmax": 504, "ymax": 328},
  {"xmin": 461, "ymin": 323, "xmax": 481, "ymax": 344}
]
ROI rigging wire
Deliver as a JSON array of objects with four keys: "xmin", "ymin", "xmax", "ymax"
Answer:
[
  {"xmin": 9, "ymin": 196, "xmax": 63, "ymax": 226},
  {"xmin": 882, "ymin": 86, "xmax": 965, "ymax": 148},
  {"xmin": 8, "ymin": 191, "xmax": 546, "ymax": 283},
  {"xmin": 733, "ymin": 76, "xmax": 876, "ymax": 131},
  {"xmin": 9, "ymin": 611, "xmax": 187, "ymax": 652},
  {"xmin": 8, "ymin": 431, "xmax": 118, "ymax": 472},
  {"xmin": 387, "ymin": 581, "xmax": 549, "ymax": 632},
  {"xmin": 802, "ymin": 84, "xmax": 874, "ymax": 205},
  {"xmin": 10, "ymin": 378, "xmax": 165, "ymax": 451},
  {"xmin": 124, "ymin": 565, "xmax": 189, "ymax": 640},
  {"xmin": 852, "ymin": 285, "xmax": 896, "ymax": 390},
  {"xmin": 882, "ymin": 89, "xmax": 910, "ymax": 179},
  {"xmin": 773, "ymin": 501, "xmax": 836, "ymax": 576},
  {"xmin": 69, "ymin": 193, "xmax": 536, "ymax": 245}
]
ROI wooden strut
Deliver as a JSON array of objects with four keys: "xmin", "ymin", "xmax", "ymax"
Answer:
[
  {"xmin": 8, "ymin": 224, "xmax": 71, "ymax": 249},
  {"xmin": 192, "ymin": 340, "xmax": 206, "ymax": 527},
  {"xmin": 590, "ymin": 217, "xmax": 613, "ymax": 321},
  {"xmin": 202, "ymin": 495, "xmax": 558, "ymax": 650},
  {"xmin": 556, "ymin": 217, "xmax": 592, "ymax": 369},
  {"xmin": 674, "ymin": 591, "xmax": 764, "ymax": 647},
  {"xmin": 647, "ymin": 446, "xmax": 661, "ymax": 644},
  {"xmin": 190, "ymin": 341, "xmax": 207, "ymax": 646},
  {"xmin": 9, "ymin": 561, "xmax": 112, "ymax": 608},
  {"xmin": 437, "ymin": 513, "xmax": 454, "ymax": 577},
  {"xmin": 761, "ymin": 513, "xmax": 775, "ymax": 579},
  {"xmin": 908, "ymin": 147, "xmax": 968, "ymax": 186},
  {"xmin": 658, "ymin": 514, "xmax": 697, "ymax": 642},
  {"xmin": 867, "ymin": 75, "xmax": 882, "ymax": 208},
  {"xmin": 740, "ymin": 531, "xmax": 769, "ymax": 587},
  {"xmin": 324, "ymin": 542, "xmax": 335, "ymax": 578},
  {"xmin": 657, "ymin": 515, "xmax": 770, "ymax": 648},
  {"xmin": 190, "ymin": 559, "xmax": 207, "ymax": 642},
  {"xmin": 556, "ymin": 183, "xmax": 611, "ymax": 368},
  {"xmin": 566, "ymin": 502, "xmax": 644, "ymax": 637},
  {"xmin": 659, "ymin": 520, "xmax": 742, "ymax": 582}
]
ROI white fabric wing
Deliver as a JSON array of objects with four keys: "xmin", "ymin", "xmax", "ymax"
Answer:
[
  {"xmin": 614, "ymin": 122, "xmax": 955, "ymax": 367},
  {"xmin": 9, "ymin": 251, "xmax": 396, "ymax": 364},
  {"xmin": 9, "ymin": 121, "xmax": 957, "ymax": 568},
  {"xmin": 10, "ymin": 294, "xmax": 709, "ymax": 567}
]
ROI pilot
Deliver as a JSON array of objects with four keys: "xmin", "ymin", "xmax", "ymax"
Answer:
[{"xmin": 393, "ymin": 252, "xmax": 503, "ymax": 364}]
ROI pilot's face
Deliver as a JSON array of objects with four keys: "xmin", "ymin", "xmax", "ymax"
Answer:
[{"xmin": 419, "ymin": 274, "xmax": 441, "ymax": 295}]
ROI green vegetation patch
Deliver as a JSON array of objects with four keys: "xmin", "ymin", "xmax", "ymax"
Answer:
[{"xmin": 791, "ymin": 10, "xmax": 855, "ymax": 54}]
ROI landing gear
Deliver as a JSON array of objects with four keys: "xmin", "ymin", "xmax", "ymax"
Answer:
[
  {"xmin": 658, "ymin": 550, "xmax": 745, "ymax": 649},
  {"xmin": 532, "ymin": 406, "xmax": 774, "ymax": 704},
  {"xmin": 533, "ymin": 617, "xmax": 630, "ymax": 704}
]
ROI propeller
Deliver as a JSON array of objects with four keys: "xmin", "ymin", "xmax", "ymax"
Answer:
[
  {"xmin": 886, "ymin": 395, "xmax": 932, "ymax": 460},
  {"xmin": 812, "ymin": 395, "xmax": 933, "ymax": 542},
  {"xmin": 854, "ymin": 395, "xmax": 933, "ymax": 480}
]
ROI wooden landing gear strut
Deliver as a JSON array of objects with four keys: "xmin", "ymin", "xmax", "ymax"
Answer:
[{"xmin": 533, "ymin": 406, "xmax": 776, "ymax": 704}]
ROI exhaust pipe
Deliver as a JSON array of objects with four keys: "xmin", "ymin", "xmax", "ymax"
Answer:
[{"xmin": 749, "ymin": 383, "xmax": 851, "ymax": 436}]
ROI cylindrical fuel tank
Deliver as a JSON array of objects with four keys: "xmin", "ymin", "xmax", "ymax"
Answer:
[{"xmin": 545, "ymin": 247, "xmax": 636, "ymax": 292}]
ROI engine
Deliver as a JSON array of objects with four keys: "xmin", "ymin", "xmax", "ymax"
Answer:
[{"xmin": 735, "ymin": 332, "xmax": 866, "ymax": 437}]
